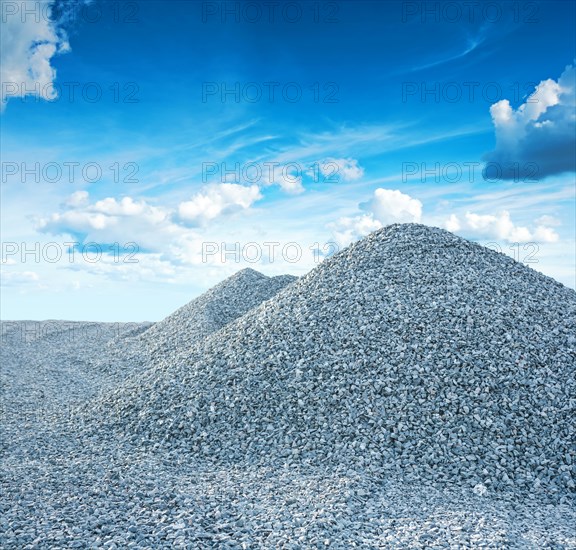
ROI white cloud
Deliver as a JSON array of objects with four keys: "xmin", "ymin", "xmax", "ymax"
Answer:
[
  {"xmin": 360, "ymin": 188, "xmax": 422, "ymax": 225},
  {"xmin": 37, "ymin": 192, "xmax": 191, "ymax": 256},
  {"xmin": 240, "ymin": 158, "xmax": 363, "ymax": 194},
  {"xmin": 92, "ymin": 196, "xmax": 163, "ymax": 218},
  {"xmin": 533, "ymin": 225, "xmax": 560, "ymax": 243},
  {"xmin": 442, "ymin": 211, "xmax": 559, "ymax": 243},
  {"xmin": 39, "ymin": 195, "xmax": 171, "ymax": 235},
  {"xmin": 65, "ymin": 190, "xmax": 89, "ymax": 207},
  {"xmin": 327, "ymin": 214, "xmax": 382, "ymax": 248},
  {"xmin": 445, "ymin": 213, "xmax": 461, "ymax": 232},
  {"xmin": 0, "ymin": 0, "xmax": 72, "ymax": 110},
  {"xmin": 255, "ymin": 166, "xmax": 304, "ymax": 194},
  {"xmin": 41, "ymin": 186, "xmax": 262, "ymax": 241},
  {"xmin": 271, "ymin": 171, "xmax": 304, "ymax": 195},
  {"xmin": 37, "ymin": 188, "xmax": 266, "ymax": 267},
  {"xmin": 484, "ymin": 64, "xmax": 576, "ymax": 180},
  {"xmin": 178, "ymin": 183, "xmax": 262, "ymax": 225},
  {"xmin": 535, "ymin": 215, "xmax": 561, "ymax": 227},
  {"xmin": 203, "ymin": 162, "xmax": 306, "ymax": 195},
  {"xmin": 328, "ymin": 188, "xmax": 422, "ymax": 247},
  {"xmin": 328, "ymin": 188, "xmax": 561, "ymax": 249},
  {"xmin": 1, "ymin": 270, "xmax": 40, "ymax": 286},
  {"xmin": 465, "ymin": 211, "xmax": 533, "ymax": 242}
]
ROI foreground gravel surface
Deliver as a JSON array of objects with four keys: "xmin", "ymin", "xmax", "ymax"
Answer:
[{"xmin": 2, "ymin": 224, "xmax": 575, "ymax": 548}]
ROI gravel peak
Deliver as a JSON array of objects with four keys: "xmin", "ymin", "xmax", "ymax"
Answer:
[{"xmin": 3, "ymin": 224, "xmax": 575, "ymax": 548}]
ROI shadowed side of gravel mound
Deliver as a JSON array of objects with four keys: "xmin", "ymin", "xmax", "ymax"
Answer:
[{"xmin": 85, "ymin": 224, "xmax": 576, "ymax": 501}]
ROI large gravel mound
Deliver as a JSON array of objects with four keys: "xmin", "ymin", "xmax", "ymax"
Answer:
[{"xmin": 88, "ymin": 224, "xmax": 576, "ymax": 501}]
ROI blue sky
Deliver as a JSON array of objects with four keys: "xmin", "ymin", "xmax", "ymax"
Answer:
[{"xmin": 1, "ymin": 0, "xmax": 575, "ymax": 321}]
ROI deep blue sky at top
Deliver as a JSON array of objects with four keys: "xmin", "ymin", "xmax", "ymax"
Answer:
[{"xmin": 11, "ymin": 0, "xmax": 575, "ymax": 154}]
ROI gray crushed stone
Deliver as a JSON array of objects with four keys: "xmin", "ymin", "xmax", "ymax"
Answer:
[
  {"xmin": 1, "ymin": 224, "xmax": 575, "ymax": 548},
  {"xmin": 93, "ymin": 224, "xmax": 576, "ymax": 501}
]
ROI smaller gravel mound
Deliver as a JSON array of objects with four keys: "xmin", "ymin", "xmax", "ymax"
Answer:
[{"xmin": 93, "ymin": 269, "xmax": 297, "ymax": 377}]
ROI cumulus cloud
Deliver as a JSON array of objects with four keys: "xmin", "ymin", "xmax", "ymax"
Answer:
[
  {"xmin": 327, "ymin": 214, "xmax": 382, "ymax": 248},
  {"xmin": 37, "ymin": 187, "xmax": 263, "ymax": 264},
  {"xmin": 442, "ymin": 211, "xmax": 559, "ymax": 243},
  {"xmin": 177, "ymin": 183, "xmax": 262, "ymax": 225},
  {"xmin": 484, "ymin": 64, "xmax": 576, "ymax": 180},
  {"xmin": 37, "ymin": 192, "xmax": 190, "ymax": 256},
  {"xmin": 532, "ymin": 225, "xmax": 560, "ymax": 243},
  {"xmin": 328, "ymin": 188, "xmax": 422, "ymax": 247},
  {"xmin": 535, "ymin": 215, "xmax": 561, "ymax": 227},
  {"xmin": 444, "ymin": 213, "xmax": 461, "ymax": 232},
  {"xmin": 65, "ymin": 190, "xmax": 89, "ymax": 207},
  {"xmin": 0, "ymin": 0, "xmax": 73, "ymax": 110},
  {"xmin": 40, "ymin": 195, "xmax": 170, "ymax": 236},
  {"xmin": 360, "ymin": 188, "xmax": 422, "ymax": 225},
  {"xmin": 329, "ymin": 188, "xmax": 561, "ymax": 249}
]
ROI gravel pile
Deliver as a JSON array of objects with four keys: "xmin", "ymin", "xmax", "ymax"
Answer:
[
  {"xmin": 138, "ymin": 268, "xmax": 296, "ymax": 356},
  {"xmin": 93, "ymin": 268, "xmax": 296, "ymax": 378},
  {"xmin": 91, "ymin": 224, "xmax": 576, "ymax": 501},
  {"xmin": 3, "ymin": 448, "xmax": 575, "ymax": 548},
  {"xmin": 2, "ymin": 224, "xmax": 575, "ymax": 547}
]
